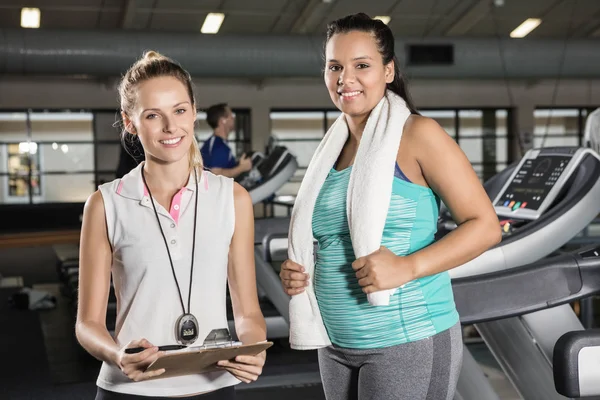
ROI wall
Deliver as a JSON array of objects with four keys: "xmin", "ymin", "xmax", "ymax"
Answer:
[
  {"xmin": 0, "ymin": 76, "xmax": 599, "ymax": 209},
  {"xmin": 1, "ymin": 76, "xmax": 599, "ymax": 153}
]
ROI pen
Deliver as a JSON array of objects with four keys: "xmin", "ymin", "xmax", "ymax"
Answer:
[{"xmin": 125, "ymin": 345, "xmax": 187, "ymax": 354}]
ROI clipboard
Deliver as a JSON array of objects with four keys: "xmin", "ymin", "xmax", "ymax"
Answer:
[{"xmin": 145, "ymin": 329, "xmax": 273, "ymax": 380}]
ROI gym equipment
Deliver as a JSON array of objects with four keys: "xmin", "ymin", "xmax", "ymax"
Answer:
[
  {"xmin": 238, "ymin": 146, "xmax": 298, "ymax": 205},
  {"xmin": 255, "ymin": 146, "xmax": 600, "ymax": 399}
]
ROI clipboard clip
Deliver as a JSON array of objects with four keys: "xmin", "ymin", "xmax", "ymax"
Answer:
[{"xmin": 193, "ymin": 328, "xmax": 242, "ymax": 350}]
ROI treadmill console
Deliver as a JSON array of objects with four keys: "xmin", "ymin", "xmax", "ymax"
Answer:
[{"xmin": 493, "ymin": 147, "xmax": 585, "ymax": 220}]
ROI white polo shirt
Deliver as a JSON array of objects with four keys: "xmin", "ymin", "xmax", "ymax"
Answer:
[{"xmin": 96, "ymin": 162, "xmax": 240, "ymax": 397}]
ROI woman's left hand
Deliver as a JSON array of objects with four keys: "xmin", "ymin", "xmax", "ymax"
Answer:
[
  {"xmin": 217, "ymin": 351, "xmax": 266, "ymax": 383},
  {"xmin": 352, "ymin": 246, "xmax": 415, "ymax": 293}
]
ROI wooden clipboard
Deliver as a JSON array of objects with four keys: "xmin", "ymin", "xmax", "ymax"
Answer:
[{"xmin": 145, "ymin": 341, "xmax": 273, "ymax": 380}]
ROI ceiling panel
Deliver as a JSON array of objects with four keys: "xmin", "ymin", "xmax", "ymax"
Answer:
[
  {"xmin": 0, "ymin": 0, "xmax": 597, "ymax": 38},
  {"xmin": 40, "ymin": 9, "xmax": 104, "ymax": 30},
  {"xmin": 468, "ymin": 15, "xmax": 528, "ymax": 37},
  {"xmin": 269, "ymin": 0, "xmax": 313, "ymax": 34},
  {"xmin": 154, "ymin": 0, "xmax": 222, "ymax": 9},
  {"xmin": 96, "ymin": 8, "xmax": 122, "ymax": 30},
  {"xmin": 391, "ymin": 19, "xmax": 439, "ymax": 38},
  {"xmin": 149, "ymin": 12, "xmax": 205, "ymax": 32},
  {"xmin": 130, "ymin": 9, "xmax": 153, "ymax": 30},
  {"xmin": 132, "ymin": 0, "xmax": 156, "ymax": 9},
  {"xmin": 419, "ymin": 0, "xmax": 467, "ymax": 36},
  {"xmin": 0, "ymin": 8, "xmax": 22, "ymax": 29},
  {"xmin": 0, "ymin": 0, "xmax": 106, "ymax": 6},
  {"xmin": 326, "ymin": 0, "xmax": 400, "ymax": 17},
  {"xmin": 536, "ymin": 0, "xmax": 600, "ymax": 37},
  {"xmin": 103, "ymin": 0, "xmax": 123, "ymax": 8},
  {"xmin": 313, "ymin": 0, "xmax": 399, "ymax": 36},
  {"xmin": 223, "ymin": 0, "xmax": 294, "ymax": 14},
  {"xmin": 219, "ymin": 14, "xmax": 281, "ymax": 34},
  {"xmin": 486, "ymin": 0, "xmax": 549, "ymax": 18},
  {"xmin": 393, "ymin": 0, "xmax": 457, "ymax": 16}
]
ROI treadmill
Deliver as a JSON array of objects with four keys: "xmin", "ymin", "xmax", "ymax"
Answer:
[
  {"xmin": 226, "ymin": 147, "xmax": 297, "ymax": 340},
  {"xmin": 447, "ymin": 146, "xmax": 600, "ymax": 400},
  {"xmin": 453, "ymin": 244, "xmax": 600, "ymax": 400},
  {"xmin": 256, "ymin": 146, "xmax": 600, "ymax": 398},
  {"xmin": 238, "ymin": 146, "xmax": 298, "ymax": 204}
]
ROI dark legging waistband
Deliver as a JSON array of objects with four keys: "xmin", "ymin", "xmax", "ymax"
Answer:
[{"xmin": 95, "ymin": 386, "xmax": 236, "ymax": 400}]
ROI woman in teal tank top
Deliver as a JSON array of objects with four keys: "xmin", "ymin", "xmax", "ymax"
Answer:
[{"xmin": 280, "ymin": 13, "xmax": 501, "ymax": 400}]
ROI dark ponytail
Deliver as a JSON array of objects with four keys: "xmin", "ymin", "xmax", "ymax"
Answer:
[{"xmin": 325, "ymin": 13, "xmax": 420, "ymax": 115}]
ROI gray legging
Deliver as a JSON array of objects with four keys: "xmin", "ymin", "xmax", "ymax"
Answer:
[{"xmin": 317, "ymin": 322, "xmax": 463, "ymax": 400}]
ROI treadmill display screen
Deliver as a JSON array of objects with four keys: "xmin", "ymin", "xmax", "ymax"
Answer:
[{"xmin": 495, "ymin": 155, "xmax": 571, "ymax": 211}]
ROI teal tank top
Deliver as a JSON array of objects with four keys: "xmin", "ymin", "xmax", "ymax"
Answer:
[{"xmin": 312, "ymin": 166, "xmax": 459, "ymax": 349}]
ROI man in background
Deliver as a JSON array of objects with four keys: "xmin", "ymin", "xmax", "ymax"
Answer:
[{"xmin": 200, "ymin": 103, "xmax": 252, "ymax": 178}]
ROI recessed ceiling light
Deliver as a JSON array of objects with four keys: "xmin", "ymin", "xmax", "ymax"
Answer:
[
  {"xmin": 374, "ymin": 16, "xmax": 391, "ymax": 25},
  {"xmin": 510, "ymin": 18, "xmax": 542, "ymax": 38},
  {"xmin": 21, "ymin": 8, "xmax": 40, "ymax": 29},
  {"xmin": 201, "ymin": 13, "xmax": 225, "ymax": 34}
]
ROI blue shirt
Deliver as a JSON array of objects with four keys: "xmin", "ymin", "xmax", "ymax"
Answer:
[
  {"xmin": 200, "ymin": 135, "xmax": 237, "ymax": 169},
  {"xmin": 312, "ymin": 165, "xmax": 458, "ymax": 348}
]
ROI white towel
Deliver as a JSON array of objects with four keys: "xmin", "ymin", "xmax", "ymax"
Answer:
[{"xmin": 287, "ymin": 90, "xmax": 412, "ymax": 350}]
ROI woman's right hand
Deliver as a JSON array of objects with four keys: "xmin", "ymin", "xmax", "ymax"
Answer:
[
  {"xmin": 117, "ymin": 338, "xmax": 166, "ymax": 382},
  {"xmin": 279, "ymin": 259, "xmax": 310, "ymax": 296}
]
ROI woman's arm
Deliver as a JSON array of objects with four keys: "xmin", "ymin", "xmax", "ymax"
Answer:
[
  {"xmin": 407, "ymin": 116, "xmax": 502, "ymax": 279},
  {"xmin": 353, "ymin": 116, "xmax": 501, "ymax": 292},
  {"xmin": 228, "ymin": 183, "xmax": 267, "ymax": 344},
  {"xmin": 76, "ymin": 191, "xmax": 164, "ymax": 380},
  {"xmin": 75, "ymin": 191, "xmax": 121, "ymax": 365},
  {"xmin": 217, "ymin": 183, "xmax": 267, "ymax": 383}
]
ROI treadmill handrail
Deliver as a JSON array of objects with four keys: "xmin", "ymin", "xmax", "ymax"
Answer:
[
  {"xmin": 453, "ymin": 252, "xmax": 580, "ymax": 324},
  {"xmin": 453, "ymin": 245, "xmax": 600, "ymax": 324}
]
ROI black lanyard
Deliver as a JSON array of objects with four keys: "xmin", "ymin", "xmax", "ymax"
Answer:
[{"xmin": 141, "ymin": 167, "xmax": 199, "ymax": 318}]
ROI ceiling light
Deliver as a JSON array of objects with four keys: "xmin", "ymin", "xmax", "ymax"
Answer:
[
  {"xmin": 374, "ymin": 16, "xmax": 391, "ymax": 25},
  {"xmin": 21, "ymin": 8, "xmax": 40, "ymax": 29},
  {"xmin": 201, "ymin": 13, "xmax": 225, "ymax": 34},
  {"xmin": 510, "ymin": 18, "xmax": 541, "ymax": 38}
]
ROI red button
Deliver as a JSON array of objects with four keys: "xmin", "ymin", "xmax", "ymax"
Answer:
[{"xmin": 521, "ymin": 202, "xmax": 527, "ymax": 208}]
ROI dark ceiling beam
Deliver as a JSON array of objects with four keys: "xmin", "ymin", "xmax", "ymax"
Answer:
[
  {"xmin": 569, "ymin": 9, "xmax": 600, "ymax": 38},
  {"xmin": 290, "ymin": 0, "xmax": 332, "ymax": 34},
  {"xmin": 120, "ymin": 0, "xmax": 137, "ymax": 29},
  {"xmin": 445, "ymin": 0, "xmax": 491, "ymax": 36}
]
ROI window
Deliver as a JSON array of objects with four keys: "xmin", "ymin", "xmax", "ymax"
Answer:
[
  {"xmin": 7, "ymin": 142, "xmax": 41, "ymax": 198},
  {"xmin": 269, "ymin": 108, "xmax": 511, "ymax": 194},
  {"xmin": 31, "ymin": 111, "xmax": 95, "ymax": 203},
  {"xmin": 423, "ymin": 109, "xmax": 511, "ymax": 181},
  {"xmin": 0, "ymin": 108, "xmax": 252, "ymax": 205},
  {"xmin": 534, "ymin": 108, "xmax": 580, "ymax": 148},
  {"xmin": 270, "ymin": 111, "xmax": 326, "ymax": 180},
  {"xmin": 420, "ymin": 110, "xmax": 456, "ymax": 137}
]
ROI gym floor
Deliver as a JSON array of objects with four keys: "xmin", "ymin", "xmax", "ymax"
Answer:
[{"xmin": 0, "ymin": 245, "xmax": 519, "ymax": 400}]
